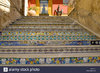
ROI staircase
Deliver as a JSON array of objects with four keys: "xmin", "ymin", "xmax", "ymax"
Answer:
[{"xmin": 0, "ymin": 16, "xmax": 100, "ymax": 65}]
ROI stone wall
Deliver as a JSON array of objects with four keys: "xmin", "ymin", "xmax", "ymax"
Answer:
[
  {"xmin": 0, "ymin": 0, "xmax": 22, "ymax": 31},
  {"xmin": 69, "ymin": 0, "xmax": 100, "ymax": 38}
]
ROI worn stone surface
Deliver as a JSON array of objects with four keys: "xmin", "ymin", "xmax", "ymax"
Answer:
[
  {"xmin": 14, "ymin": 16, "xmax": 74, "ymax": 24},
  {"xmin": 0, "ymin": 0, "xmax": 22, "ymax": 31},
  {"xmin": 69, "ymin": 0, "xmax": 100, "ymax": 38}
]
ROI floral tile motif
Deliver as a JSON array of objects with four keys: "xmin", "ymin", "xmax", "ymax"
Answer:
[{"xmin": 0, "ymin": 57, "xmax": 100, "ymax": 65}]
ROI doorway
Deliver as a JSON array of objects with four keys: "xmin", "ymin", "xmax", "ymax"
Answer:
[{"xmin": 40, "ymin": 0, "xmax": 48, "ymax": 14}]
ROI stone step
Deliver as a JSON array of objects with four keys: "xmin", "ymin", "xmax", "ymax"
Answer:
[
  {"xmin": 12, "ymin": 16, "xmax": 75, "ymax": 25},
  {"xmin": 0, "ymin": 16, "xmax": 99, "ymax": 55},
  {"xmin": 15, "ymin": 18, "xmax": 73, "ymax": 22},
  {"xmin": 4, "ymin": 25, "xmax": 82, "ymax": 30},
  {"xmin": 14, "ymin": 21, "xmax": 69, "ymax": 24},
  {"xmin": 0, "ymin": 40, "xmax": 100, "ymax": 46},
  {"xmin": 21, "ymin": 16, "xmax": 70, "ymax": 19},
  {"xmin": 0, "ymin": 46, "xmax": 100, "ymax": 54}
]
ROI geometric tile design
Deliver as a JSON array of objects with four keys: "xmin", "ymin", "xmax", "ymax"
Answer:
[
  {"xmin": 0, "ymin": 40, "xmax": 100, "ymax": 46},
  {"xmin": 0, "ymin": 41, "xmax": 91, "ymax": 46},
  {"xmin": 0, "ymin": 35, "xmax": 96, "ymax": 41},
  {"xmin": 0, "ymin": 56, "xmax": 100, "ymax": 65},
  {"xmin": 0, "ymin": 16, "xmax": 100, "ymax": 66}
]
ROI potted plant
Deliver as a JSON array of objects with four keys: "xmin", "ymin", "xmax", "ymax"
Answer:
[{"xmin": 28, "ymin": 6, "xmax": 38, "ymax": 16}]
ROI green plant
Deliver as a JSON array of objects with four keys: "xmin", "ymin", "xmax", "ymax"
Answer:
[
  {"xmin": 28, "ymin": 7, "xmax": 33, "ymax": 10},
  {"xmin": 28, "ymin": 6, "xmax": 38, "ymax": 11},
  {"xmin": 33, "ymin": 6, "xmax": 38, "ymax": 11}
]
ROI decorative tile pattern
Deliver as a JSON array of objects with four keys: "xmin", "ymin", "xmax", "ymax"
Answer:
[
  {"xmin": 1, "ymin": 29, "xmax": 97, "ymax": 41},
  {"xmin": 0, "ymin": 41, "xmax": 92, "ymax": 46},
  {"xmin": 0, "ymin": 17, "xmax": 100, "ymax": 65},
  {"xmin": 1, "ymin": 35, "xmax": 96, "ymax": 41},
  {"xmin": 0, "ymin": 57, "xmax": 100, "ymax": 65},
  {"xmin": 7, "ymin": 24, "xmax": 82, "ymax": 29},
  {"xmin": 1, "ymin": 31, "xmax": 94, "ymax": 36},
  {"xmin": 0, "ymin": 40, "xmax": 100, "ymax": 46}
]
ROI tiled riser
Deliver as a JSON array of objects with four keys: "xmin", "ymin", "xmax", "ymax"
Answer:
[
  {"xmin": 0, "ymin": 41, "xmax": 93, "ymax": 46},
  {"xmin": 1, "ymin": 31, "xmax": 92, "ymax": 36},
  {"xmin": 0, "ymin": 16, "xmax": 99, "ymax": 60},
  {"xmin": 0, "ymin": 36, "xmax": 96, "ymax": 41},
  {"xmin": 0, "ymin": 57, "xmax": 100, "ymax": 65},
  {"xmin": 0, "ymin": 41, "xmax": 100, "ymax": 46}
]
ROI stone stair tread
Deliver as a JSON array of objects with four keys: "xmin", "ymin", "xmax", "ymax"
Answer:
[{"xmin": 0, "ymin": 16, "xmax": 100, "ymax": 55}]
